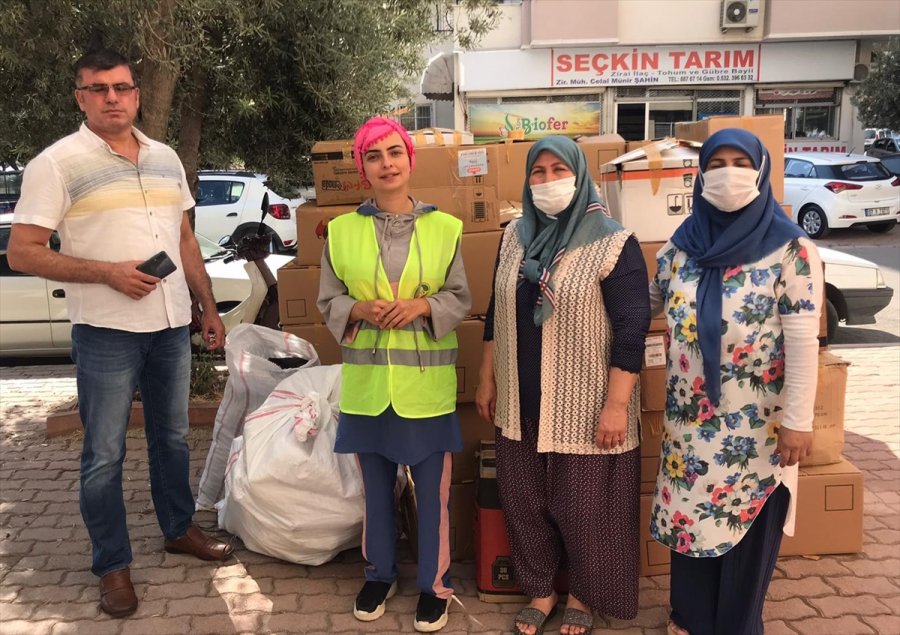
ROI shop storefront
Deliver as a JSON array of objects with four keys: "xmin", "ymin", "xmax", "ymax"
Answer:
[{"xmin": 456, "ymin": 40, "xmax": 858, "ymax": 151}]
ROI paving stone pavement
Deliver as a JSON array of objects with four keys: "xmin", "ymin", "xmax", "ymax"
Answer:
[{"xmin": 1, "ymin": 344, "xmax": 898, "ymax": 634}]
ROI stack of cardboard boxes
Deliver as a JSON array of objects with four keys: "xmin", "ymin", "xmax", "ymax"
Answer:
[{"xmin": 277, "ymin": 116, "xmax": 860, "ymax": 577}]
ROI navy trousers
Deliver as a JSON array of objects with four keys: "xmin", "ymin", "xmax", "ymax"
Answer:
[
  {"xmin": 669, "ymin": 483, "xmax": 790, "ymax": 635},
  {"xmin": 356, "ymin": 451, "xmax": 454, "ymax": 599}
]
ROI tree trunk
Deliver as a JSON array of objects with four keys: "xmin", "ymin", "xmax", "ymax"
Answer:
[
  {"xmin": 136, "ymin": 0, "xmax": 178, "ymax": 142},
  {"xmin": 177, "ymin": 64, "xmax": 209, "ymax": 228}
]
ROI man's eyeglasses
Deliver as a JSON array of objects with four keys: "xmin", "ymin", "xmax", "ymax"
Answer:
[{"xmin": 76, "ymin": 83, "xmax": 138, "ymax": 96}]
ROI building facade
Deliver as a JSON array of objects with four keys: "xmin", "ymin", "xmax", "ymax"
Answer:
[{"xmin": 418, "ymin": 0, "xmax": 899, "ymax": 152}]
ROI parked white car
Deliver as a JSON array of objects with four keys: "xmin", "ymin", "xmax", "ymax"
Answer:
[
  {"xmin": 0, "ymin": 214, "xmax": 292, "ymax": 357},
  {"xmin": 783, "ymin": 152, "xmax": 899, "ymax": 238},
  {"xmin": 819, "ymin": 246, "xmax": 893, "ymax": 340},
  {"xmin": 195, "ymin": 171, "xmax": 304, "ymax": 252}
]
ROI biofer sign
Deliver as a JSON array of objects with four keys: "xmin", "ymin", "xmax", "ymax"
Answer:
[
  {"xmin": 469, "ymin": 102, "xmax": 601, "ymax": 143},
  {"xmin": 552, "ymin": 44, "xmax": 760, "ymax": 86}
]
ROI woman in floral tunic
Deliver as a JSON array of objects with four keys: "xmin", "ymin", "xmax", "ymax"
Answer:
[{"xmin": 649, "ymin": 129, "xmax": 823, "ymax": 635}]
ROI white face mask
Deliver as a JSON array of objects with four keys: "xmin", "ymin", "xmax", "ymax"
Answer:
[
  {"xmin": 530, "ymin": 176, "xmax": 576, "ymax": 216},
  {"xmin": 699, "ymin": 156, "xmax": 765, "ymax": 212}
]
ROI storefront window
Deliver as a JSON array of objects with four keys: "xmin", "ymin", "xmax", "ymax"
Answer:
[
  {"xmin": 754, "ymin": 88, "xmax": 840, "ymax": 139},
  {"xmin": 396, "ymin": 104, "xmax": 434, "ymax": 131},
  {"xmin": 614, "ymin": 88, "xmax": 741, "ymax": 140}
]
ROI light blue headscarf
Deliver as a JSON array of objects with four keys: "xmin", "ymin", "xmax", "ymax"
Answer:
[{"xmin": 517, "ymin": 136, "xmax": 623, "ymax": 325}]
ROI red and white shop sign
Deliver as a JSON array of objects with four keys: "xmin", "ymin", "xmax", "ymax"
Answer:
[
  {"xmin": 552, "ymin": 44, "xmax": 760, "ymax": 87},
  {"xmin": 784, "ymin": 140, "xmax": 850, "ymax": 153}
]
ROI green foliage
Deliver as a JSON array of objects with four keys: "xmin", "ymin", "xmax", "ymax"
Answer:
[
  {"xmin": 0, "ymin": 0, "xmax": 500, "ymax": 182},
  {"xmin": 853, "ymin": 38, "xmax": 900, "ymax": 131}
]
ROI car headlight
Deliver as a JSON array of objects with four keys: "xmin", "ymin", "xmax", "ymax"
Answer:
[{"xmin": 876, "ymin": 268, "xmax": 886, "ymax": 288}]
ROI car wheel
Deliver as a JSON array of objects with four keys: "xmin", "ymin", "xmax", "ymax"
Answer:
[
  {"xmin": 800, "ymin": 206, "xmax": 830, "ymax": 239},
  {"xmin": 867, "ymin": 221, "xmax": 895, "ymax": 234},
  {"xmin": 826, "ymin": 299, "xmax": 839, "ymax": 341}
]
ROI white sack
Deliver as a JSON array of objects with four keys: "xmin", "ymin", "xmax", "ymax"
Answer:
[
  {"xmin": 196, "ymin": 324, "xmax": 318, "ymax": 510},
  {"xmin": 217, "ymin": 364, "xmax": 366, "ymax": 565}
]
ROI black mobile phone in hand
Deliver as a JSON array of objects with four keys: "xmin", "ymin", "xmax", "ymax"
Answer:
[{"xmin": 137, "ymin": 250, "xmax": 178, "ymax": 279}]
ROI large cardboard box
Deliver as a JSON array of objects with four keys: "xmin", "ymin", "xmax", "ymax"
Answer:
[
  {"xmin": 640, "ymin": 241, "xmax": 668, "ymax": 332},
  {"xmin": 461, "ymin": 231, "xmax": 502, "ymax": 316},
  {"xmin": 276, "ymin": 261, "xmax": 323, "ymax": 326},
  {"xmin": 640, "ymin": 367, "xmax": 667, "ymax": 412},
  {"xmin": 640, "ymin": 411, "xmax": 664, "ymax": 495},
  {"xmin": 412, "ymin": 144, "xmax": 500, "ymax": 190},
  {"xmin": 802, "ymin": 351, "xmax": 849, "ymax": 467},
  {"xmin": 409, "ymin": 186, "xmax": 502, "ymax": 233},
  {"xmin": 577, "ymin": 134, "xmax": 628, "ymax": 184},
  {"xmin": 281, "ymin": 324, "xmax": 341, "ymax": 365},
  {"xmin": 410, "ymin": 128, "xmax": 474, "ymax": 146},
  {"xmin": 295, "ymin": 202, "xmax": 355, "ymax": 266},
  {"xmin": 456, "ymin": 319, "xmax": 486, "ymax": 403},
  {"xmin": 496, "ymin": 141, "xmax": 534, "ymax": 202},
  {"xmin": 675, "ymin": 114, "xmax": 785, "ymax": 202},
  {"xmin": 310, "ymin": 140, "xmax": 365, "ymax": 206},
  {"xmin": 311, "ymin": 141, "xmax": 499, "ymax": 206},
  {"xmin": 600, "ymin": 140, "xmax": 701, "ymax": 242},
  {"xmin": 780, "ymin": 458, "xmax": 863, "ymax": 556},
  {"xmin": 640, "ymin": 493, "xmax": 672, "ymax": 576}
]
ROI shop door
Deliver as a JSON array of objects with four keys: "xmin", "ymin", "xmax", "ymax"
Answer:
[{"xmin": 616, "ymin": 103, "xmax": 647, "ymax": 141}]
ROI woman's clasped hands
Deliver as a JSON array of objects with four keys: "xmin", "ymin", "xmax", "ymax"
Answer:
[{"xmin": 352, "ymin": 298, "xmax": 430, "ymax": 330}]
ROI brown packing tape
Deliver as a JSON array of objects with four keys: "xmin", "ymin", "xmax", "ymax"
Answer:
[{"xmin": 642, "ymin": 140, "xmax": 666, "ymax": 196}]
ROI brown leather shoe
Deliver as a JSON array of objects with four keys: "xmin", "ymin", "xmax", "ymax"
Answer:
[
  {"xmin": 99, "ymin": 567, "xmax": 138, "ymax": 618},
  {"xmin": 164, "ymin": 526, "xmax": 234, "ymax": 561}
]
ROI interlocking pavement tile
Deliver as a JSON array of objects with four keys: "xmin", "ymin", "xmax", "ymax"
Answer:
[
  {"xmin": 121, "ymin": 616, "xmax": 193, "ymax": 635},
  {"xmin": 809, "ymin": 595, "xmax": 894, "ymax": 618},
  {"xmin": 829, "ymin": 575, "xmax": 900, "ymax": 597},
  {"xmin": 330, "ymin": 611, "xmax": 400, "ymax": 632},
  {"xmin": 263, "ymin": 611, "xmax": 329, "ymax": 634},
  {"xmin": 862, "ymin": 614, "xmax": 900, "ymax": 635},
  {"xmin": 50, "ymin": 619, "xmax": 121, "ymax": 635},
  {"xmin": 763, "ymin": 597, "xmax": 818, "ymax": 621},
  {"xmin": 0, "ymin": 619, "xmax": 56, "ymax": 635},
  {"xmin": 168, "ymin": 595, "xmax": 231, "ymax": 617},
  {"xmin": 777, "ymin": 557, "xmax": 851, "ymax": 578},
  {"xmin": 792, "ymin": 615, "xmax": 875, "ymax": 635},
  {"xmin": 766, "ymin": 576, "xmax": 834, "ymax": 601}
]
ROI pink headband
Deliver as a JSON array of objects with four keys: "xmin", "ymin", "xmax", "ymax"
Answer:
[{"xmin": 353, "ymin": 117, "xmax": 416, "ymax": 180}]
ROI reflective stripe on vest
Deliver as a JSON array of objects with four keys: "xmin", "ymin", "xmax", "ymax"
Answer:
[{"xmin": 327, "ymin": 211, "xmax": 462, "ymax": 418}]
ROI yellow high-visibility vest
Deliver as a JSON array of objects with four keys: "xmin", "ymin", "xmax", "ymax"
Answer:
[{"xmin": 327, "ymin": 210, "xmax": 462, "ymax": 418}]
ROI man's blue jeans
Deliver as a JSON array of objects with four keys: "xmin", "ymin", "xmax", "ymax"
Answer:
[{"xmin": 71, "ymin": 324, "xmax": 195, "ymax": 577}]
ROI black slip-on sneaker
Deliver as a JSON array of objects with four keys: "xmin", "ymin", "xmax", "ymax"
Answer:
[
  {"xmin": 353, "ymin": 580, "xmax": 397, "ymax": 621},
  {"xmin": 414, "ymin": 592, "xmax": 450, "ymax": 632}
]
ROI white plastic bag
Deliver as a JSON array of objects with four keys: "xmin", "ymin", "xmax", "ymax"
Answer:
[
  {"xmin": 196, "ymin": 324, "xmax": 319, "ymax": 510},
  {"xmin": 217, "ymin": 365, "xmax": 366, "ymax": 565}
]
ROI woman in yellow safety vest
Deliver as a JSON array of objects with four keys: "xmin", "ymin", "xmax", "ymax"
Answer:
[{"xmin": 317, "ymin": 117, "xmax": 471, "ymax": 633}]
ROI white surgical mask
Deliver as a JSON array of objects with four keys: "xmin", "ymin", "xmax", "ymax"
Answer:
[
  {"xmin": 530, "ymin": 176, "xmax": 576, "ymax": 216},
  {"xmin": 699, "ymin": 156, "xmax": 765, "ymax": 212}
]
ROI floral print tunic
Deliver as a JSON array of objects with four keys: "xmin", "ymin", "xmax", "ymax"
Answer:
[{"xmin": 649, "ymin": 237, "xmax": 819, "ymax": 557}]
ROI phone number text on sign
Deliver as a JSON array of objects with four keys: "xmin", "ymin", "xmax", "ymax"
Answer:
[{"xmin": 552, "ymin": 45, "xmax": 759, "ymax": 87}]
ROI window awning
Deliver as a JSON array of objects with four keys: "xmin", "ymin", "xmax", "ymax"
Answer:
[{"xmin": 420, "ymin": 52, "xmax": 457, "ymax": 101}]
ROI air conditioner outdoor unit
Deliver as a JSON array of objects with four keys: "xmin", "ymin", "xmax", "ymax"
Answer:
[{"xmin": 721, "ymin": 0, "xmax": 761, "ymax": 30}]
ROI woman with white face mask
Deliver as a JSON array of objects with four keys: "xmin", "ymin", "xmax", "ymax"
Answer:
[
  {"xmin": 649, "ymin": 129, "xmax": 823, "ymax": 635},
  {"xmin": 476, "ymin": 136, "xmax": 651, "ymax": 635}
]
